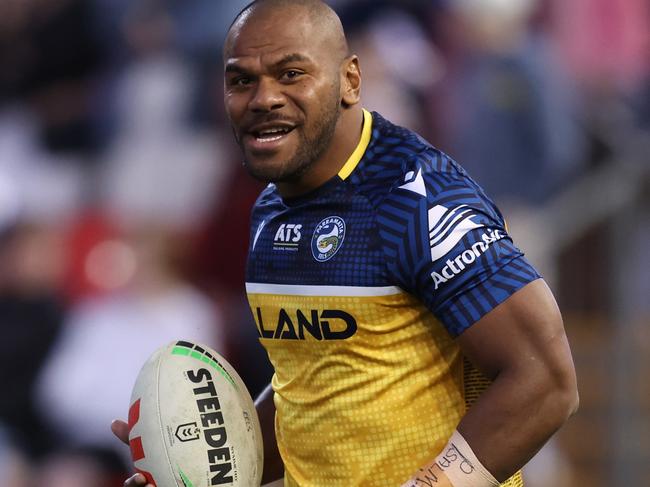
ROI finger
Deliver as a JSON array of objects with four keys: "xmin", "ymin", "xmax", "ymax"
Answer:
[
  {"xmin": 123, "ymin": 473, "xmax": 150, "ymax": 486},
  {"xmin": 111, "ymin": 419, "xmax": 130, "ymax": 445}
]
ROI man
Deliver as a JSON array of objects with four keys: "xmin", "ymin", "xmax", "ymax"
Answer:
[{"xmin": 114, "ymin": 1, "xmax": 578, "ymax": 485}]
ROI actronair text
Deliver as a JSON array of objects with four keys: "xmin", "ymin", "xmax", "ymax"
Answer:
[
  {"xmin": 187, "ymin": 368, "xmax": 235, "ymax": 485},
  {"xmin": 431, "ymin": 229, "xmax": 505, "ymax": 290}
]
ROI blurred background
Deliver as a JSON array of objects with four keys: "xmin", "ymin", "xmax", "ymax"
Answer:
[{"xmin": 0, "ymin": 0, "xmax": 648, "ymax": 486}]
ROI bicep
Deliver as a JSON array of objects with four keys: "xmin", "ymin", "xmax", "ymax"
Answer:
[{"xmin": 457, "ymin": 279, "xmax": 575, "ymax": 387}]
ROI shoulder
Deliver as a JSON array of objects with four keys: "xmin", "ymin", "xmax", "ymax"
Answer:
[
  {"xmin": 357, "ymin": 113, "xmax": 493, "ymax": 216},
  {"xmin": 350, "ymin": 112, "xmax": 462, "ymax": 205}
]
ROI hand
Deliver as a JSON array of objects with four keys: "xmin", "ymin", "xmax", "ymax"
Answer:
[
  {"xmin": 400, "ymin": 462, "xmax": 453, "ymax": 487},
  {"xmin": 111, "ymin": 419, "xmax": 154, "ymax": 487}
]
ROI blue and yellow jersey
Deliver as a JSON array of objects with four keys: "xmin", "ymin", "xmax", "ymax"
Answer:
[{"xmin": 245, "ymin": 110, "xmax": 538, "ymax": 486}]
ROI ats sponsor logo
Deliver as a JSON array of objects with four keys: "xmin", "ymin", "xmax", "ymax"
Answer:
[
  {"xmin": 273, "ymin": 223, "xmax": 302, "ymax": 251},
  {"xmin": 254, "ymin": 307, "xmax": 357, "ymax": 340},
  {"xmin": 431, "ymin": 229, "xmax": 505, "ymax": 289}
]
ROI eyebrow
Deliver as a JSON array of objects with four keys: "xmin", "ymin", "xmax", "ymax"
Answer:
[
  {"xmin": 275, "ymin": 53, "xmax": 312, "ymax": 65},
  {"xmin": 225, "ymin": 52, "xmax": 313, "ymax": 74}
]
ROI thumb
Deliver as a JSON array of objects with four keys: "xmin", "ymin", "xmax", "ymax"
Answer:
[{"xmin": 111, "ymin": 419, "xmax": 130, "ymax": 445}]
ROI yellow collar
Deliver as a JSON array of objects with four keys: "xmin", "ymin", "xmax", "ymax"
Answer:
[{"xmin": 337, "ymin": 109, "xmax": 372, "ymax": 180}]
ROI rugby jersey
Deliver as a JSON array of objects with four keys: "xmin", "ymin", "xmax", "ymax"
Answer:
[{"xmin": 245, "ymin": 110, "xmax": 538, "ymax": 486}]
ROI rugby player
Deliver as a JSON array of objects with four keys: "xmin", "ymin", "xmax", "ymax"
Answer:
[{"xmin": 114, "ymin": 1, "xmax": 578, "ymax": 485}]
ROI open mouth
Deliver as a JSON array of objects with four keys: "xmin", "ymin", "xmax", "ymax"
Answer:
[{"xmin": 251, "ymin": 126, "xmax": 295, "ymax": 143}]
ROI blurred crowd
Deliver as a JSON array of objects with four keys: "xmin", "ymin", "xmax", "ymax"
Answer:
[{"xmin": 0, "ymin": 0, "xmax": 648, "ymax": 486}]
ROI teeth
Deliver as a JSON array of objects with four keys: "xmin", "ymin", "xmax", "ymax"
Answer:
[
  {"xmin": 257, "ymin": 134, "xmax": 283, "ymax": 142},
  {"xmin": 259, "ymin": 128, "xmax": 289, "ymax": 136},
  {"xmin": 253, "ymin": 127, "xmax": 292, "ymax": 143}
]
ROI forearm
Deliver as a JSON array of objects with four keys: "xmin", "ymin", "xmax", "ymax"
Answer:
[
  {"xmin": 255, "ymin": 383, "xmax": 284, "ymax": 483},
  {"xmin": 457, "ymin": 340, "xmax": 579, "ymax": 480},
  {"xmin": 403, "ymin": 369, "xmax": 577, "ymax": 487}
]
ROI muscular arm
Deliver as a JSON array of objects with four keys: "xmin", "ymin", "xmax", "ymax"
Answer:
[
  {"xmin": 256, "ymin": 383, "xmax": 285, "ymax": 484},
  {"xmin": 456, "ymin": 279, "xmax": 579, "ymax": 481},
  {"xmin": 402, "ymin": 279, "xmax": 578, "ymax": 486}
]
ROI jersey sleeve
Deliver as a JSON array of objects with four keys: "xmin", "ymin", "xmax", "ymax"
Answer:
[{"xmin": 376, "ymin": 152, "xmax": 540, "ymax": 337}]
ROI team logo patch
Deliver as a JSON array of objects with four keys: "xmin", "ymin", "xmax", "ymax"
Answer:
[{"xmin": 311, "ymin": 216, "xmax": 345, "ymax": 262}]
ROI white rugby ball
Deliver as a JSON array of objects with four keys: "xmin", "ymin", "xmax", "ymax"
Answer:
[{"xmin": 127, "ymin": 340, "xmax": 263, "ymax": 486}]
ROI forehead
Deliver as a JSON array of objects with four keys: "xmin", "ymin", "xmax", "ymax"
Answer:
[{"xmin": 224, "ymin": 8, "xmax": 325, "ymax": 67}]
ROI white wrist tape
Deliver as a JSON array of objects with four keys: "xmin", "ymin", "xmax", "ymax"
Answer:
[{"xmin": 434, "ymin": 430, "xmax": 500, "ymax": 487}]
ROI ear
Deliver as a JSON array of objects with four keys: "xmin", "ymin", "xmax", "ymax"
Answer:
[{"xmin": 340, "ymin": 55, "xmax": 361, "ymax": 107}]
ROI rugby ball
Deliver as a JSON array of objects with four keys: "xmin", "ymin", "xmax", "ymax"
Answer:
[{"xmin": 127, "ymin": 340, "xmax": 263, "ymax": 486}]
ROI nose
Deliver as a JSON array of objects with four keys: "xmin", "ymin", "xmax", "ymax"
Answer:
[{"xmin": 248, "ymin": 77, "xmax": 286, "ymax": 112}]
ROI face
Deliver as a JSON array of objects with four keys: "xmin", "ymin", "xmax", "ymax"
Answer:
[{"xmin": 223, "ymin": 8, "xmax": 343, "ymax": 185}]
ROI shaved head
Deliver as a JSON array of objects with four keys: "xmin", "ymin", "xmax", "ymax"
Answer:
[{"xmin": 226, "ymin": 0, "xmax": 349, "ymax": 64}]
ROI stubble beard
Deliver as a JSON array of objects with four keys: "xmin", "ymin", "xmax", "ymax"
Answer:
[{"xmin": 239, "ymin": 86, "xmax": 341, "ymax": 185}]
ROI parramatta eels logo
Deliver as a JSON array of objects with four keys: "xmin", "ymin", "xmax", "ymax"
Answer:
[{"xmin": 311, "ymin": 216, "xmax": 346, "ymax": 262}]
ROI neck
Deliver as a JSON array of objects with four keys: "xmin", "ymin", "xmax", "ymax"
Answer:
[{"xmin": 276, "ymin": 105, "xmax": 364, "ymax": 198}]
